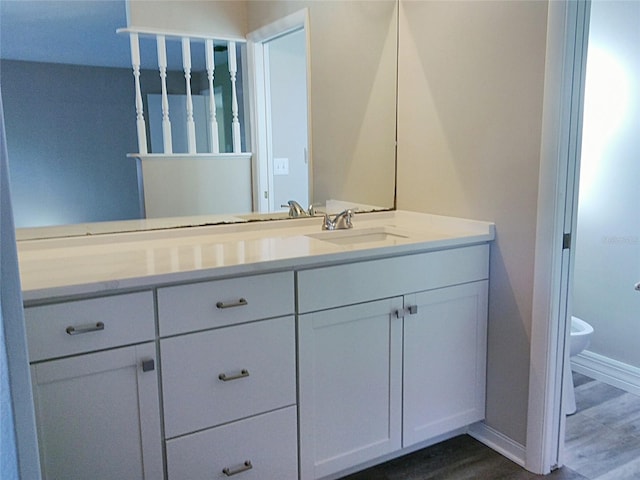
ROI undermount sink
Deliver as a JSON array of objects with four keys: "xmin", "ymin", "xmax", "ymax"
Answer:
[{"xmin": 306, "ymin": 226, "xmax": 410, "ymax": 245}]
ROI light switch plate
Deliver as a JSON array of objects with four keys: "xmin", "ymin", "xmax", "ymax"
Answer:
[{"xmin": 274, "ymin": 157, "xmax": 289, "ymax": 175}]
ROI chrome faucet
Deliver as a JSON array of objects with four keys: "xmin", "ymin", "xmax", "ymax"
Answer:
[
  {"xmin": 323, "ymin": 209, "xmax": 354, "ymax": 230},
  {"xmin": 281, "ymin": 200, "xmax": 309, "ymax": 218}
]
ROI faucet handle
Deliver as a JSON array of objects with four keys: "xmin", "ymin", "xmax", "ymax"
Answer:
[
  {"xmin": 308, "ymin": 204, "xmax": 324, "ymax": 216},
  {"xmin": 322, "ymin": 212, "xmax": 334, "ymax": 230}
]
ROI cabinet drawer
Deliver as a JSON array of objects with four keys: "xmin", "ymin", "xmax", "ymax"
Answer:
[
  {"xmin": 25, "ymin": 292, "xmax": 155, "ymax": 362},
  {"xmin": 297, "ymin": 244, "xmax": 489, "ymax": 313},
  {"xmin": 157, "ymin": 271, "xmax": 294, "ymax": 336},
  {"xmin": 161, "ymin": 316, "xmax": 296, "ymax": 438},
  {"xmin": 166, "ymin": 406, "xmax": 298, "ymax": 480}
]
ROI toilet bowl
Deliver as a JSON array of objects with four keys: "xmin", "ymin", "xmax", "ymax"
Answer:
[{"xmin": 564, "ymin": 316, "xmax": 594, "ymax": 415}]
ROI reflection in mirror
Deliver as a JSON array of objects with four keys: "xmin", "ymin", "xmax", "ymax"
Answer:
[{"xmin": 0, "ymin": 0, "xmax": 397, "ymax": 238}]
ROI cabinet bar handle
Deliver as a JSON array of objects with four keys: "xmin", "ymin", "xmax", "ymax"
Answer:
[
  {"xmin": 635, "ymin": 282, "xmax": 640, "ymax": 291},
  {"xmin": 218, "ymin": 369, "xmax": 250, "ymax": 382},
  {"xmin": 65, "ymin": 321, "xmax": 105, "ymax": 336},
  {"xmin": 216, "ymin": 298, "xmax": 248, "ymax": 309},
  {"xmin": 222, "ymin": 460, "xmax": 252, "ymax": 476}
]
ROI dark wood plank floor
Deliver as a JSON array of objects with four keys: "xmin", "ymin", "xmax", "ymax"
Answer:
[{"xmin": 339, "ymin": 434, "xmax": 586, "ymax": 480}]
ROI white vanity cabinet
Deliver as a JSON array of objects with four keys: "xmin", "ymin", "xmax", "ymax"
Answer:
[
  {"xmin": 402, "ymin": 281, "xmax": 488, "ymax": 447},
  {"xmin": 297, "ymin": 245, "xmax": 489, "ymax": 479},
  {"xmin": 157, "ymin": 271, "xmax": 299, "ymax": 480},
  {"xmin": 18, "ymin": 211, "xmax": 495, "ymax": 480},
  {"xmin": 298, "ymin": 298, "xmax": 404, "ymax": 479},
  {"xmin": 25, "ymin": 292, "xmax": 163, "ymax": 480}
]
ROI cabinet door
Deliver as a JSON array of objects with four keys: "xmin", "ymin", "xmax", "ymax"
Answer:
[
  {"xmin": 31, "ymin": 343, "xmax": 163, "ymax": 480},
  {"xmin": 298, "ymin": 297, "xmax": 403, "ymax": 480},
  {"xmin": 403, "ymin": 281, "xmax": 488, "ymax": 447}
]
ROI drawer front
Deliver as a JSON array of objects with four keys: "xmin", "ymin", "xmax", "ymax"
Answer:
[
  {"xmin": 297, "ymin": 244, "xmax": 490, "ymax": 313},
  {"xmin": 25, "ymin": 292, "xmax": 155, "ymax": 362},
  {"xmin": 161, "ymin": 316, "xmax": 296, "ymax": 438},
  {"xmin": 166, "ymin": 406, "xmax": 298, "ymax": 480},
  {"xmin": 157, "ymin": 271, "xmax": 294, "ymax": 336}
]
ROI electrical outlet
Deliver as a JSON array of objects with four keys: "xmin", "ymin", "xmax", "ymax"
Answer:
[{"xmin": 274, "ymin": 157, "xmax": 289, "ymax": 175}]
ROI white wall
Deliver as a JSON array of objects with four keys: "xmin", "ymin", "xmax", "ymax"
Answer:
[
  {"xmin": 128, "ymin": 0, "xmax": 247, "ymax": 37},
  {"xmin": 396, "ymin": 0, "xmax": 548, "ymax": 446},
  {"xmin": 573, "ymin": 1, "xmax": 640, "ymax": 367}
]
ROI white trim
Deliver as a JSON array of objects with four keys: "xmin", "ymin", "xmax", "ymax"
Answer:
[
  {"xmin": 246, "ymin": 9, "xmax": 308, "ymax": 44},
  {"xmin": 117, "ymin": 27, "xmax": 246, "ymax": 43},
  {"xmin": 246, "ymin": 38, "xmax": 269, "ymax": 212},
  {"xmin": 573, "ymin": 351, "xmax": 640, "ymax": 396},
  {"xmin": 127, "ymin": 153, "xmax": 252, "ymax": 161},
  {"xmin": 468, "ymin": 422, "xmax": 526, "ymax": 467},
  {"xmin": 526, "ymin": 0, "xmax": 591, "ymax": 475}
]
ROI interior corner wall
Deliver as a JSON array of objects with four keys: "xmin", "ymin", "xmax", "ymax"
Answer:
[
  {"xmin": 247, "ymin": 0, "xmax": 397, "ymax": 209},
  {"xmin": 396, "ymin": 0, "xmax": 549, "ymax": 446}
]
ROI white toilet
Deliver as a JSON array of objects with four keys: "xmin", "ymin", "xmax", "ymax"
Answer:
[{"xmin": 564, "ymin": 316, "xmax": 594, "ymax": 415}]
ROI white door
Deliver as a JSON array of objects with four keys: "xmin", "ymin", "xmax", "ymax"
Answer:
[
  {"xmin": 298, "ymin": 297, "xmax": 403, "ymax": 479},
  {"xmin": 31, "ymin": 344, "xmax": 163, "ymax": 480},
  {"xmin": 403, "ymin": 281, "xmax": 488, "ymax": 447},
  {"xmin": 264, "ymin": 28, "xmax": 310, "ymax": 212}
]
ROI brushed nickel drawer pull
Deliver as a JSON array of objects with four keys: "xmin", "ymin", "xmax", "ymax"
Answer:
[
  {"xmin": 222, "ymin": 460, "xmax": 252, "ymax": 476},
  {"xmin": 218, "ymin": 369, "xmax": 250, "ymax": 382},
  {"xmin": 216, "ymin": 298, "xmax": 248, "ymax": 309},
  {"xmin": 65, "ymin": 321, "xmax": 105, "ymax": 336}
]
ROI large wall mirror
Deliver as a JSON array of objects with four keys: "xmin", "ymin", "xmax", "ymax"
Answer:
[{"xmin": 0, "ymin": 0, "xmax": 398, "ymax": 239}]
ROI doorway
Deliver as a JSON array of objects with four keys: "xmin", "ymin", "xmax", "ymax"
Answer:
[
  {"xmin": 247, "ymin": 10, "xmax": 311, "ymax": 214},
  {"xmin": 563, "ymin": 1, "xmax": 640, "ymax": 477},
  {"xmin": 526, "ymin": 0, "xmax": 640, "ymax": 475}
]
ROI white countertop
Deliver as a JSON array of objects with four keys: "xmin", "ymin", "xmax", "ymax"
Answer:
[{"xmin": 17, "ymin": 210, "xmax": 495, "ymax": 302}]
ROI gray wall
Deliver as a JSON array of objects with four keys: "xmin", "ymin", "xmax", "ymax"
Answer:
[
  {"xmin": 573, "ymin": 0, "xmax": 640, "ymax": 368},
  {"xmin": 2, "ymin": 60, "xmax": 141, "ymax": 227}
]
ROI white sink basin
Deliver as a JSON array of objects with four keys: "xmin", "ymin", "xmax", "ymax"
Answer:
[{"xmin": 306, "ymin": 227, "xmax": 410, "ymax": 246}]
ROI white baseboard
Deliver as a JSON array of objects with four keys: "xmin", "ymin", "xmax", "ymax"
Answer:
[
  {"xmin": 572, "ymin": 350, "xmax": 640, "ymax": 396},
  {"xmin": 467, "ymin": 421, "xmax": 526, "ymax": 467}
]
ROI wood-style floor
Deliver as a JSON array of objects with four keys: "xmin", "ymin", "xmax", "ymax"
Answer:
[
  {"xmin": 340, "ymin": 371, "xmax": 640, "ymax": 480},
  {"xmin": 564, "ymin": 372, "xmax": 640, "ymax": 480},
  {"xmin": 339, "ymin": 434, "xmax": 586, "ymax": 480}
]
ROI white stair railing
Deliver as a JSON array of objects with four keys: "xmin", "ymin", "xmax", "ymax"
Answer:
[
  {"xmin": 156, "ymin": 35, "xmax": 173, "ymax": 154},
  {"xmin": 119, "ymin": 28, "xmax": 248, "ymax": 155},
  {"xmin": 228, "ymin": 41, "xmax": 242, "ymax": 153},
  {"xmin": 129, "ymin": 33, "xmax": 147, "ymax": 154},
  {"xmin": 205, "ymin": 39, "xmax": 220, "ymax": 154},
  {"xmin": 181, "ymin": 37, "xmax": 197, "ymax": 154}
]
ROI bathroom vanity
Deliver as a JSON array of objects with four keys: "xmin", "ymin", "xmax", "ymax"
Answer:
[{"xmin": 18, "ymin": 210, "xmax": 494, "ymax": 480}]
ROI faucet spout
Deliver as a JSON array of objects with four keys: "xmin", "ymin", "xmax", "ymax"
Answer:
[
  {"xmin": 322, "ymin": 209, "xmax": 354, "ymax": 230},
  {"xmin": 281, "ymin": 200, "xmax": 309, "ymax": 218}
]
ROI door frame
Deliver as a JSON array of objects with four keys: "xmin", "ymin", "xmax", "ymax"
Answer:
[
  {"xmin": 526, "ymin": 0, "xmax": 591, "ymax": 474},
  {"xmin": 246, "ymin": 9, "xmax": 312, "ymax": 213}
]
